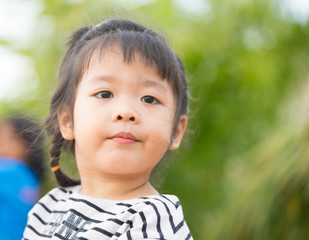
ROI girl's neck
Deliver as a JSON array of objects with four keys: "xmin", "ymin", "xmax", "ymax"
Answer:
[{"xmin": 79, "ymin": 173, "xmax": 159, "ymax": 200}]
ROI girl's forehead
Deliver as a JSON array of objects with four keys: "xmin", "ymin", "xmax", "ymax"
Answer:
[
  {"xmin": 89, "ymin": 46, "xmax": 149, "ymax": 68},
  {"xmin": 85, "ymin": 46, "xmax": 165, "ymax": 81}
]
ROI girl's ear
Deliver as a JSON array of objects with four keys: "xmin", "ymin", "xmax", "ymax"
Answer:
[
  {"xmin": 57, "ymin": 108, "xmax": 74, "ymax": 140},
  {"xmin": 169, "ymin": 115, "xmax": 188, "ymax": 151}
]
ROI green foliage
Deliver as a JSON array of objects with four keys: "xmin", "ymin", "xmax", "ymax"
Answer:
[
  {"xmin": 1, "ymin": 0, "xmax": 309, "ymax": 239},
  {"xmin": 205, "ymin": 83, "xmax": 309, "ymax": 239}
]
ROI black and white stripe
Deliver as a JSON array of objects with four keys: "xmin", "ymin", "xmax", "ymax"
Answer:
[{"xmin": 23, "ymin": 185, "xmax": 193, "ymax": 239}]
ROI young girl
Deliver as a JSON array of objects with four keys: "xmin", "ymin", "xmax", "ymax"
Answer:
[{"xmin": 23, "ymin": 18, "xmax": 192, "ymax": 240}]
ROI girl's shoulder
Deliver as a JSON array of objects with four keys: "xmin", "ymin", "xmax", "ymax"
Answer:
[
  {"xmin": 136, "ymin": 194, "xmax": 184, "ymax": 214},
  {"xmin": 27, "ymin": 185, "xmax": 80, "ymax": 216},
  {"xmin": 118, "ymin": 194, "xmax": 193, "ymax": 239},
  {"xmin": 39, "ymin": 185, "xmax": 80, "ymax": 203},
  {"xmin": 49, "ymin": 185, "xmax": 80, "ymax": 198},
  {"xmin": 136, "ymin": 194, "xmax": 188, "ymax": 224}
]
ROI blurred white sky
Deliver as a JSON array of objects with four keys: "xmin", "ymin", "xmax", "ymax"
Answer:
[
  {"xmin": 0, "ymin": 0, "xmax": 308, "ymax": 101},
  {"xmin": 0, "ymin": 0, "xmax": 42, "ymax": 100}
]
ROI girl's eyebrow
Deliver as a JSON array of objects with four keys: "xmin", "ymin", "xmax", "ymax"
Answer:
[
  {"xmin": 140, "ymin": 78, "xmax": 168, "ymax": 92},
  {"xmin": 87, "ymin": 75, "xmax": 114, "ymax": 85}
]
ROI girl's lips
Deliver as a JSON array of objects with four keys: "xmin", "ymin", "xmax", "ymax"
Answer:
[{"xmin": 109, "ymin": 132, "xmax": 140, "ymax": 144}]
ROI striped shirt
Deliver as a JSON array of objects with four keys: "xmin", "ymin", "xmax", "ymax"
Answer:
[{"xmin": 23, "ymin": 185, "xmax": 193, "ymax": 240}]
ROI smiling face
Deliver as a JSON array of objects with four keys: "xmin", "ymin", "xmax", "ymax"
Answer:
[{"xmin": 58, "ymin": 46, "xmax": 187, "ymax": 184}]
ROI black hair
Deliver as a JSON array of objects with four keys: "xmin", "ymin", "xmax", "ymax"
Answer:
[
  {"xmin": 45, "ymin": 18, "xmax": 189, "ymax": 187},
  {"xmin": 7, "ymin": 115, "xmax": 45, "ymax": 180}
]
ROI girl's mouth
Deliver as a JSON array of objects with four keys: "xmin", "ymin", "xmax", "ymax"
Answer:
[{"xmin": 109, "ymin": 132, "xmax": 140, "ymax": 144}]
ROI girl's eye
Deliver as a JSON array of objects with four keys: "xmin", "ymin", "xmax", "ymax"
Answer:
[
  {"xmin": 96, "ymin": 91, "xmax": 114, "ymax": 99},
  {"xmin": 141, "ymin": 96, "xmax": 159, "ymax": 104}
]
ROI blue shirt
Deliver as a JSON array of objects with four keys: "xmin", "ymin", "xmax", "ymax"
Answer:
[{"xmin": 0, "ymin": 157, "xmax": 40, "ymax": 240}]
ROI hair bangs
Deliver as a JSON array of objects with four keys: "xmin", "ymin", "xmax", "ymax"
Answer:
[{"xmin": 76, "ymin": 30, "xmax": 178, "ymax": 83}]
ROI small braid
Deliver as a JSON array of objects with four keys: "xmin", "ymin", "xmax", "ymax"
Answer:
[{"xmin": 49, "ymin": 131, "xmax": 80, "ymax": 187}]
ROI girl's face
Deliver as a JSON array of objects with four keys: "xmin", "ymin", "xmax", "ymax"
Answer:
[{"xmin": 58, "ymin": 46, "xmax": 187, "ymax": 181}]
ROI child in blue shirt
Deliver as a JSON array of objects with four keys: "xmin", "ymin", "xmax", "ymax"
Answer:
[{"xmin": 0, "ymin": 115, "xmax": 44, "ymax": 239}]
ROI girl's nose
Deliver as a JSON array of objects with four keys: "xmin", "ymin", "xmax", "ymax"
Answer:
[{"xmin": 112, "ymin": 111, "xmax": 140, "ymax": 123}]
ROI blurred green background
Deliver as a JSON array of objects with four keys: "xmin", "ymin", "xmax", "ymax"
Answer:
[{"xmin": 1, "ymin": 0, "xmax": 309, "ymax": 239}]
